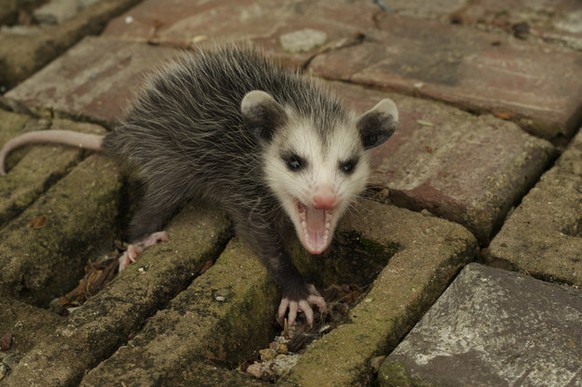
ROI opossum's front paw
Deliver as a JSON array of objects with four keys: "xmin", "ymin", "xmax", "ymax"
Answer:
[
  {"xmin": 118, "ymin": 231, "xmax": 169, "ymax": 271},
  {"xmin": 278, "ymin": 284, "xmax": 327, "ymax": 327}
]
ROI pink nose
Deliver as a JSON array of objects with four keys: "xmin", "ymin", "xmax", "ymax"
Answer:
[{"xmin": 313, "ymin": 187, "xmax": 337, "ymax": 210}]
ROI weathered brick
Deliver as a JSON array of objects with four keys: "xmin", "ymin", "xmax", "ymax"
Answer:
[
  {"xmin": 0, "ymin": 118, "xmax": 106, "ymax": 226},
  {"xmin": 284, "ymin": 201, "xmax": 477, "ymax": 386},
  {"xmin": 1, "ymin": 198, "xmax": 475, "ymax": 386},
  {"xmin": 5, "ymin": 37, "xmax": 179, "ymax": 125},
  {"xmin": 488, "ymin": 128, "xmax": 582, "ymax": 286},
  {"xmin": 331, "ymin": 81, "xmax": 555, "ymax": 244},
  {"xmin": 0, "ymin": 0, "xmax": 142, "ymax": 91},
  {"xmin": 379, "ymin": 264, "xmax": 582, "ymax": 386},
  {"xmin": 88, "ymin": 360, "xmax": 265, "ymax": 386},
  {"xmin": 1, "ymin": 203, "xmax": 231, "ymax": 386},
  {"xmin": 0, "ymin": 110, "xmax": 31, "ymax": 158},
  {"xmin": 1, "ymin": 1, "xmax": 578, "ymax": 385},
  {"xmin": 0, "ymin": 0, "xmax": 21, "ymax": 25},
  {"xmin": 310, "ymin": 13, "xmax": 582, "ymax": 140},
  {"xmin": 364, "ymin": 0, "xmax": 582, "ymax": 56},
  {"xmin": 2, "ymin": 34, "xmax": 558, "ymax": 247},
  {"xmin": 0, "ymin": 154, "xmax": 121, "ymax": 305},
  {"xmin": 376, "ymin": 0, "xmax": 465, "ymax": 19},
  {"xmin": 34, "ymin": 0, "xmax": 81, "ymax": 25},
  {"xmin": 456, "ymin": 0, "xmax": 582, "ymax": 52},
  {"xmin": 102, "ymin": 0, "xmax": 377, "ymax": 67},
  {"xmin": 81, "ymin": 239, "xmax": 277, "ymax": 386},
  {"xmin": 0, "ymin": 297, "xmax": 63, "ymax": 355}
]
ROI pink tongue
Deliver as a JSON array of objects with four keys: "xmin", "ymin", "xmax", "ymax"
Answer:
[
  {"xmin": 306, "ymin": 207, "xmax": 326, "ymax": 233},
  {"xmin": 305, "ymin": 207, "xmax": 327, "ymax": 252}
]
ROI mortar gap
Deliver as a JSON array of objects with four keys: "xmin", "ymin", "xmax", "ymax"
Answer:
[{"xmin": 237, "ymin": 231, "xmax": 401, "ymax": 382}]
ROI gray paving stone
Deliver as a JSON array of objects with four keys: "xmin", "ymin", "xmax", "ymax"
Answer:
[
  {"xmin": 488, "ymin": 128, "xmax": 582, "ymax": 286},
  {"xmin": 378, "ymin": 263, "xmax": 582, "ymax": 386},
  {"xmin": 333, "ymin": 82, "xmax": 555, "ymax": 245},
  {"xmin": 32, "ymin": 0, "xmax": 100, "ymax": 25},
  {"xmin": 310, "ymin": 13, "xmax": 582, "ymax": 141}
]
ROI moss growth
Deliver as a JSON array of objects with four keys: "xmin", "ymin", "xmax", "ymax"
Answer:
[
  {"xmin": 378, "ymin": 361, "xmax": 428, "ymax": 387},
  {"xmin": 291, "ymin": 231, "xmax": 401, "ymax": 289}
]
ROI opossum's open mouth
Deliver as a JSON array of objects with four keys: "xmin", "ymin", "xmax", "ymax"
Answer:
[{"xmin": 296, "ymin": 201, "xmax": 332, "ymax": 254}]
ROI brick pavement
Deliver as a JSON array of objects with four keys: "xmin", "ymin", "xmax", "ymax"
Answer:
[{"xmin": 0, "ymin": 0, "xmax": 580, "ymax": 385}]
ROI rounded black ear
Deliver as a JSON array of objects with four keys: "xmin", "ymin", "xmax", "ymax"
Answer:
[
  {"xmin": 241, "ymin": 90, "xmax": 287, "ymax": 141},
  {"xmin": 356, "ymin": 98, "xmax": 398, "ymax": 150}
]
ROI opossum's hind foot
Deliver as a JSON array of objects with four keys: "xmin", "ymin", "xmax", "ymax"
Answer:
[
  {"xmin": 278, "ymin": 284, "xmax": 327, "ymax": 328},
  {"xmin": 118, "ymin": 231, "xmax": 169, "ymax": 271}
]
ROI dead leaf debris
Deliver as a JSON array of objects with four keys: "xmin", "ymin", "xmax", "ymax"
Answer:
[{"xmin": 241, "ymin": 284, "xmax": 363, "ymax": 382}]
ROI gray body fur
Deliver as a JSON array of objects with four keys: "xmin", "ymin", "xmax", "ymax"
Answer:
[
  {"xmin": 104, "ymin": 45, "xmax": 351, "ymax": 300},
  {"xmin": 0, "ymin": 45, "xmax": 398, "ymax": 323}
]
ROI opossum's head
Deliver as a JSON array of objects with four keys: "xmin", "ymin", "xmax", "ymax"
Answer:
[{"xmin": 241, "ymin": 90, "xmax": 397, "ymax": 254}]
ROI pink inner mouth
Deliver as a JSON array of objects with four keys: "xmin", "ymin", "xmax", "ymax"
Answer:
[{"xmin": 297, "ymin": 201, "xmax": 332, "ymax": 254}]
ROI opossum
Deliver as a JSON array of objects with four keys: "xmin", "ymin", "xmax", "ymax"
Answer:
[{"xmin": 0, "ymin": 44, "xmax": 397, "ymax": 326}]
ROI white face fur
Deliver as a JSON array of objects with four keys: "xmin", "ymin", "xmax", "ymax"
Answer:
[
  {"xmin": 264, "ymin": 113, "xmax": 370, "ymax": 254},
  {"xmin": 241, "ymin": 90, "xmax": 398, "ymax": 255}
]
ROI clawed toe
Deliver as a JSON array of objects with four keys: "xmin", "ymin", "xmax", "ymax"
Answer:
[
  {"xmin": 277, "ymin": 284, "xmax": 327, "ymax": 327},
  {"xmin": 136, "ymin": 231, "xmax": 169, "ymax": 249},
  {"xmin": 117, "ymin": 231, "xmax": 169, "ymax": 272}
]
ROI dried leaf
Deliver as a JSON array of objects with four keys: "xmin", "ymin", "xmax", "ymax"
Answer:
[
  {"xmin": 28, "ymin": 215, "xmax": 47, "ymax": 229},
  {"xmin": 494, "ymin": 111, "xmax": 514, "ymax": 120},
  {"xmin": 0, "ymin": 332, "xmax": 13, "ymax": 351}
]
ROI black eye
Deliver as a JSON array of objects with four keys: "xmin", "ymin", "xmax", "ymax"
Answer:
[
  {"xmin": 339, "ymin": 159, "xmax": 358, "ymax": 174},
  {"xmin": 284, "ymin": 154, "xmax": 306, "ymax": 172}
]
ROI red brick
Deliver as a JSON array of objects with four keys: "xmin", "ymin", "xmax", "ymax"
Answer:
[
  {"xmin": 310, "ymin": 13, "xmax": 582, "ymax": 141},
  {"xmin": 4, "ymin": 34, "xmax": 557, "ymax": 245},
  {"xmin": 5, "ymin": 37, "xmax": 179, "ymax": 125},
  {"xmin": 488, "ymin": 128, "xmax": 582, "ymax": 286},
  {"xmin": 360, "ymin": 0, "xmax": 582, "ymax": 56},
  {"xmin": 373, "ymin": 0, "xmax": 466, "ymax": 19},
  {"xmin": 102, "ymin": 0, "xmax": 377, "ymax": 67},
  {"xmin": 456, "ymin": 0, "xmax": 582, "ymax": 52},
  {"xmin": 331, "ymin": 81, "xmax": 556, "ymax": 244},
  {"xmin": 0, "ymin": 0, "xmax": 142, "ymax": 90}
]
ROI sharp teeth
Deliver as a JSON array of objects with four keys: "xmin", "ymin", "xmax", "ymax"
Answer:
[
  {"xmin": 297, "ymin": 201, "xmax": 306, "ymax": 222},
  {"xmin": 294, "ymin": 199, "xmax": 338, "ymax": 253}
]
